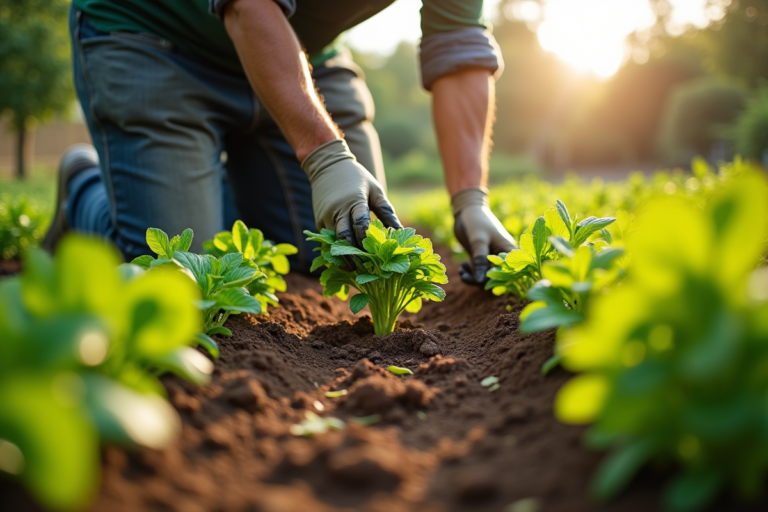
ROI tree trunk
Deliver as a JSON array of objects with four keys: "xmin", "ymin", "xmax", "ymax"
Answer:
[{"xmin": 15, "ymin": 116, "xmax": 27, "ymax": 180}]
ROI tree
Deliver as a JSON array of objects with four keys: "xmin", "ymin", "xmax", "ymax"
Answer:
[{"xmin": 0, "ymin": 0, "xmax": 73, "ymax": 179}]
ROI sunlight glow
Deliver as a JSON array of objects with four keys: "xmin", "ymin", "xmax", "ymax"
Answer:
[
  {"xmin": 346, "ymin": 0, "xmax": 721, "ymax": 79},
  {"xmin": 536, "ymin": 0, "xmax": 655, "ymax": 78}
]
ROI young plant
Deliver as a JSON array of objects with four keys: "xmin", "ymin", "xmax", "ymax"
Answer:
[
  {"xmin": 485, "ymin": 201, "xmax": 616, "ymax": 298},
  {"xmin": 0, "ymin": 235, "xmax": 206, "ymax": 510},
  {"xmin": 520, "ymin": 243, "xmax": 625, "ymax": 374},
  {"xmin": 305, "ymin": 220, "xmax": 447, "ymax": 336},
  {"xmin": 555, "ymin": 172, "xmax": 768, "ymax": 512},
  {"xmin": 131, "ymin": 227, "xmax": 264, "ymax": 358},
  {"xmin": 203, "ymin": 220, "xmax": 298, "ymax": 314}
]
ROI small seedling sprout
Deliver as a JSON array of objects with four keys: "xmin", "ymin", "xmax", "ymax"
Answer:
[{"xmin": 388, "ymin": 365, "xmax": 413, "ymax": 376}]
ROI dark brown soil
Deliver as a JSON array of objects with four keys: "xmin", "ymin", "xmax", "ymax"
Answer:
[{"xmin": 5, "ymin": 250, "xmax": 768, "ymax": 512}]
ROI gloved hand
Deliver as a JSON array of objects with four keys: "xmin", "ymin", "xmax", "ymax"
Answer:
[
  {"xmin": 303, "ymin": 139, "xmax": 402, "ymax": 247},
  {"xmin": 452, "ymin": 187, "xmax": 516, "ymax": 285}
]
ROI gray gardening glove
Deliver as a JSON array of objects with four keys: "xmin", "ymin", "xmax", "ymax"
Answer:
[
  {"xmin": 452, "ymin": 187, "xmax": 517, "ymax": 285},
  {"xmin": 303, "ymin": 139, "xmax": 402, "ymax": 247}
]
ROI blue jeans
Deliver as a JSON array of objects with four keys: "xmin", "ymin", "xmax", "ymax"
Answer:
[{"xmin": 68, "ymin": 7, "xmax": 385, "ymax": 271}]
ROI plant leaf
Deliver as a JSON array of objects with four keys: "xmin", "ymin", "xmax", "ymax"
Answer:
[
  {"xmin": 331, "ymin": 241, "xmax": 367, "ymax": 257},
  {"xmin": 356, "ymin": 273, "xmax": 381, "ymax": 285},
  {"xmin": 232, "ymin": 220, "xmax": 250, "ymax": 254},
  {"xmin": 381, "ymin": 255, "xmax": 409, "ymax": 273},
  {"xmin": 271, "ymin": 254, "xmax": 290, "ymax": 274},
  {"xmin": 591, "ymin": 438, "xmax": 657, "ymax": 501},
  {"xmin": 176, "ymin": 228, "xmax": 194, "ymax": 252},
  {"xmin": 541, "ymin": 353, "xmax": 562, "ymax": 376},
  {"xmin": 387, "ymin": 366, "xmax": 413, "ymax": 375},
  {"xmin": 153, "ymin": 347, "xmax": 213, "ymax": 385},
  {"xmin": 214, "ymin": 288, "xmax": 262, "ymax": 314},
  {"xmin": 194, "ymin": 332, "xmax": 220, "ymax": 359},
  {"xmin": 130, "ymin": 255, "xmax": 154, "ymax": 270},
  {"xmin": 350, "ymin": 293, "xmax": 370, "ymax": 314},
  {"xmin": 146, "ymin": 228, "xmax": 171, "ymax": 259}
]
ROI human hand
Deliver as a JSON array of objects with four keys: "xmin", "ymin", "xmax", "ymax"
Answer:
[
  {"xmin": 452, "ymin": 187, "xmax": 516, "ymax": 285},
  {"xmin": 303, "ymin": 139, "xmax": 402, "ymax": 248}
]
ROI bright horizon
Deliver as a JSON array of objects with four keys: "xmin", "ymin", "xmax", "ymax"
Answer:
[{"xmin": 346, "ymin": 0, "xmax": 726, "ymax": 78}]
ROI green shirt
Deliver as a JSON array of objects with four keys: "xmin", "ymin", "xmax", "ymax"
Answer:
[{"xmin": 72, "ymin": 0, "xmax": 487, "ymax": 73}]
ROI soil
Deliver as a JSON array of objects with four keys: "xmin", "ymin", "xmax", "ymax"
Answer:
[{"xmin": 4, "ymin": 248, "xmax": 768, "ymax": 512}]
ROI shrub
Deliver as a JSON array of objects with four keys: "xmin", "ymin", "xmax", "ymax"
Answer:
[
  {"xmin": 658, "ymin": 78, "xmax": 746, "ymax": 164},
  {"xmin": 731, "ymin": 87, "xmax": 768, "ymax": 161}
]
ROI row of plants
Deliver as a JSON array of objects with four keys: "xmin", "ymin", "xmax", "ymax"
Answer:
[
  {"xmin": 555, "ymin": 166, "xmax": 768, "ymax": 512},
  {"xmin": 408, "ymin": 156, "xmax": 738, "ymax": 257},
  {"xmin": 470, "ymin": 157, "xmax": 768, "ymax": 511},
  {"xmin": 0, "ymin": 220, "xmax": 296, "ymax": 510}
]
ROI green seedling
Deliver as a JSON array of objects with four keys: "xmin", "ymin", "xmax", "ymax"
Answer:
[
  {"xmin": 289, "ymin": 411, "xmax": 345, "ymax": 437},
  {"xmin": 388, "ymin": 365, "xmax": 414, "ymax": 376},
  {"xmin": 305, "ymin": 220, "xmax": 447, "ymax": 336},
  {"xmin": 520, "ymin": 244, "xmax": 624, "ymax": 375},
  {"xmin": 556, "ymin": 172, "xmax": 768, "ymax": 512},
  {"xmin": 131, "ymin": 227, "xmax": 264, "ymax": 358},
  {"xmin": 416, "ymin": 411, "xmax": 427, "ymax": 420},
  {"xmin": 0, "ymin": 236, "xmax": 205, "ymax": 510},
  {"xmin": 485, "ymin": 200, "xmax": 615, "ymax": 298},
  {"xmin": 324, "ymin": 390, "xmax": 348, "ymax": 398},
  {"xmin": 204, "ymin": 220, "xmax": 298, "ymax": 314}
]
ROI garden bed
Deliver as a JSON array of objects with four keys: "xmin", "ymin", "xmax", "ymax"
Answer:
[{"xmin": 4, "ymin": 247, "xmax": 768, "ymax": 512}]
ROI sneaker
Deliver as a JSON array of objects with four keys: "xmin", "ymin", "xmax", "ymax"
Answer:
[{"xmin": 41, "ymin": 144, "xmax": 100, "ymax": 253}]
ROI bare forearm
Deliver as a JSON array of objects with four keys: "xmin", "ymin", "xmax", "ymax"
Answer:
[
  {"xmin": 432, "ymin": 69, "xmax": 495, "ymax": 195},
  {"xmin": 224, "ymin": 0, "xmax": 338, "ymax": 162}
]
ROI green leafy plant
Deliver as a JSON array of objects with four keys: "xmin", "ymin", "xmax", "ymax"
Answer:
[
  {"xmin": 520, "ymin": 243, "xmax": 625, "ymax": 375},
  {"xmin": 0, "ymin": 195, "xmax": 49, "ymax": 260},
  {"xmin": 554, "ymin": 170, "xmax": 768, "ymax": 512},
  {"xmin": 131, "ymin": 227, "xmax": 264, "ymax": 358},
  {"xmin": 203, "ymin": 220, "xmax": 298, "ymax": 314},
  {"xmin": 485, "ymin": 200, "xmax": 616, "ymax": 298},
  {"xmin": 305, "ymin": 220, "xmax": 447, "ymax": 336},
  {"xmin": 0, "ymin": 235, "xmax": 207, "ymax": 510}
]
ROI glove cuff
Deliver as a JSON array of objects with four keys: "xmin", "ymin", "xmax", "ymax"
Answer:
[
  {"xmin": 301, "ymin": 138, "xmax": 356, "ymax": 183},
  {"xmin": 451, "ymin": 187, "xmax": 490, "ymax": 216}
]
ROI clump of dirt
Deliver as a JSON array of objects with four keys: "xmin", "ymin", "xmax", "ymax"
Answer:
[
  {"xmin": 330, "ymin": 359, "xmax": 437, "ymax": 422},
  {"xmin": 5, "ymin": 245, "xmax": 768, "ymax": 512}
]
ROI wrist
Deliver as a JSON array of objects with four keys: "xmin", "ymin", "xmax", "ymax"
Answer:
[
  {"xmin": 301, "ymin": 138, "xmax": 356, "ymax": 182},
  {"xmin": 451, "ymin": 186, "xmax": 490, "ymax": 216}
]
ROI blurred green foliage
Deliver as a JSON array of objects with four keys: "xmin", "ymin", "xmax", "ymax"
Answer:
[
  {"xmin": 554, "ymin": 163, "xmax": 768, "ymax": 511},
  {"xmin": 0, "ymin": 0, "xmax": 73, "ymax": 178},
  {"xmin": 658, "ymin": 78, "xmax": 746, "ymax": 165},
  {"xmin": 406, "ymin": 156, "xmax": 728, "ymax": 259},
  {"xmin": 0, "ymin": 235, "xmax": 208, "ymax": 510},
  {"xmin": 731, "ymin": 87, "xmax": 768, "ymax": 160},
  {"xmin": 0, "ymin": 195, "xmax": 50, "ymax": 260}
]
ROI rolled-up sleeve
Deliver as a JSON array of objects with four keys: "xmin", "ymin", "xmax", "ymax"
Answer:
[
  {"xmin": 419, "ymin": 0, "xmax": 503, "ymax": 90},
  {"xmin": 209, "ymin": 0, "xmax": 296, "ymax": 19}
]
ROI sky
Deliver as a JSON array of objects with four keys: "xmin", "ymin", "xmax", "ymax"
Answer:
[{"xmin": 346, "ymin": 0, "xmax": 725, "ymax": 78}]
